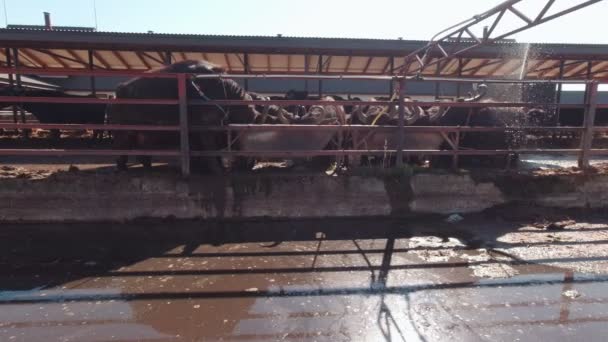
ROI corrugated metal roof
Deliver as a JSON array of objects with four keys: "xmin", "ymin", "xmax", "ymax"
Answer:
[{"xmin": 1, "ymin": 28, "xmax": 608, "ymax": 80}]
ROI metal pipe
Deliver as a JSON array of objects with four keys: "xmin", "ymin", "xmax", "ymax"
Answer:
[
  {"xmin": 0, "ymin": 95, "xmax": 595, "ymax": 109},
  {"xmin": 318, "ymin": 54, "xmax": 323, "ymax": 97},
  {"xmin": 5, "ymin": 47, "xmax": 18, "ymax": 125},
  {"xmin": 0, "ymin": 96, "xmax": 179, "ymax": 105},
  {"xmin": 177, "ymin": 73, "xmax": 190, "ymax": 177},
  {"xmin": 44, "ymin": 12, "xmax": 52, "ymax": 30},
  {"xmin": 0, "ymin": 148, "xmax": 599, "ymax": 158},
  {"xmin": 0, "ymin": 123, "xmax": 179, "ymax": 131},
  {"xmin": 555, "ymin": 60, "xmax": 565, "ymax": 126},
  {"xmin": 396, "ymin": 78, "xmax": 406, "ymax": 167},
  {"xmin": 12, "ymin": 48, "xmax": 27, "ymax": 125},
  {"xmin": 0, "ymin": 123, "xmax": 589, "ymax": 133},
  {"xmin": 243, "ymin": 53, "xmax": 249, "ymax": 91},
  {"xmin": 88, "ymin": 50, "xmax": 96, "ymax": 96},
  {"xmin": 579, "ymin": 81, "xmax": 598, "ymax": 169},
  {"xmin": 0, "ymin": 66, "xmax": 597, "ymax": 84}
]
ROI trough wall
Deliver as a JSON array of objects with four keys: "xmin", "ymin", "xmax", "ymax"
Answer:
[{"xmin": 1, "ymin": 170, "xmax": 607, "ymax": 222}]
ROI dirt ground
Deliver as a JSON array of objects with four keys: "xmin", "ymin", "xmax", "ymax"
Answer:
[{"xmin": 1, "ymin": 210, "xmax": 608, "ymax": 341}]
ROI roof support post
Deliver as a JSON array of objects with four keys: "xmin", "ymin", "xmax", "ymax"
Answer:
[
  {"xmin": 243, "ymin": 53, "xmax": 249, "ymax": 91},
  {"xmin": 318, "ymin": 54, "xmax": 323, "ymax": 97},
  {"xmin": 12, "ymin": 48, "xmax": 27, "ymax": 126},
  {"xmin": 434, "ymin": 60, "xmax": 444, "ymax": 99},
  {"xmin": 304, "ymin": 54, "xmax": 309, "ymax": 93},
  {"xmin": 164, "ymin": 51, "xmax": 172, "ymax": 65},
  {"xmin": 389, "ymin": 58, "xmax": 395, "ymax": 96},
  {"xmin": 456, "ymin": 58, "xmax": 463, "ymax": 97},
  {"xmin": 396, "ymin": 77, "xmax": 406, "ymax": 168},
  {"xmin": 178, "ymin": 73, "xmax": 190, "ymax": 177},
  {"xmin": 88, "ymin": 50, "xmax": 97, "ymax": 96},
  {"xmin": 5, "ymin": 47, "xmax": 18, "ymax": 126},
  {"xmin": 579, "ymin": 81, "xmax": 598, "ymax": 170},
  {"xmin": 555, "ymin": 60, "xmax": 565, "ymax": 126}
]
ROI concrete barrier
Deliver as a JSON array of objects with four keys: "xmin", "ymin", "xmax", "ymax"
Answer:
[{"xmin": 1, "ymin": 170, "xmax": 607, "ymax": 222}]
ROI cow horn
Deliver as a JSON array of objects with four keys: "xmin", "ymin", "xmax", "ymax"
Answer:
[
  {"xmin": 276, "ymin": 107, "xmax": 291, "ymax": 124},
  {"xmin": 354, "ymin": 105, "xmax": 369, "ymax": 123},
  {"xmin": 464, "ymin": 83, "xmax": 488, "ymax": 102},
  {"xmin": 404, "ymin": 105, "xmax": 422, "ymax": 125}
]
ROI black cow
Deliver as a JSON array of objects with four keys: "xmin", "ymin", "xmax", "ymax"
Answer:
[{"xmin": 0, "ymin": 87, "xmax": 106, "ymax": 141}]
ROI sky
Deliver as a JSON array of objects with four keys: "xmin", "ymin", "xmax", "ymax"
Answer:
[{"xmin": 2, "ymin": 0, "xmax": 606, "ymax": 44}]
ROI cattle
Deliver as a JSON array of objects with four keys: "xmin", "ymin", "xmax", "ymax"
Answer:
[{"xmin": 0, "ymin": 87, "xmax": 106, "ymax": 141}]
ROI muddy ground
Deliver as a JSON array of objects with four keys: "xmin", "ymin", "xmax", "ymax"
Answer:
[{"xmin": 1, "ymin": 211, "xmax": 608, "ymax": 341}]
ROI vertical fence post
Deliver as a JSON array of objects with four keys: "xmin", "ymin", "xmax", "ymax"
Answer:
[
  {"xmin": 452, "ymin": 128, "xmax": 460, "ymax": 170},
  {"xmin": 578, "ymin": 81, "xmax": 598, "ymax": 169},
  {"xmin": 5, "ymin": 47, "xmax": 18, "ymax": 126},
  {"xmin": 243, "ymin": 53, "xmax": 249, "ymax": 91},
  {"xmin": 88, "ymin": 50, "xmax": 97, "ymax": 96},
  {"xmin": 396, "ymin": 77, "xmax": 406, "ymax": 167},
  {"xmin": 555, "ymin": 60, "xmax": 565, "ymax": 126},
  {"xmin": 177, "ymin": 73, "xmax": 190, "ymax": 177},
  {"xmin": 318, "ymin": 54, "xmax": 323, "ymax": 97},
  {"xmin": 12, "ymin": 48, "xmax": 29, "ymax": 139}
]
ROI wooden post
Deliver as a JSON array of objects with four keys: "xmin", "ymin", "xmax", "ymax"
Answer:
[
  {"xmin": 578, "ymin": 81, "xmax": 598, "ymax": 169},
  {"xmin": 88, "ymin": 50, "xmax": 97, "ymax": 96},
  {"xmin": 165, "ymin": 51, "xmax": 172, "ymax": 65},
  {"xmin": 396, "ymin": 77, "xmax": 406, "ymax": 167},
  {"xmin": 178, "ymin": 73, "xmax": 190, "ymax": 177}
]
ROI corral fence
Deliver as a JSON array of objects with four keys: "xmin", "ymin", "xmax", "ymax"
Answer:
[{"xmin": 0, "ymin": 66, "xmax": 604, "ymax": 176}]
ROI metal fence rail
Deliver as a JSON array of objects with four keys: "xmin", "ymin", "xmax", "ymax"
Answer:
[{"xmin": 0, "ymin": 67, "xmax": 604, "ymax": 175}]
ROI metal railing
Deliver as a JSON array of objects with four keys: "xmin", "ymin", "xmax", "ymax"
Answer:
[{"xmin": 0, "ymin": 67, "xmax": 603, "ymax": 176}]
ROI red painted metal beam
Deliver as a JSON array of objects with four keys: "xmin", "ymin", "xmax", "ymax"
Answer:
[
  {"xmin": 135, "ymin": 52, "xmax": 152, "ymax": 69},
  {"xmin": 111, "ymin": 51, "xmax": 131, "ymax": 70},
  {"xmin": 19, "ymin": 49, "xmax": 48, "ymax": 68},
  {"xmin": 224, "ymin": 53, "xmax": 233, "ymax": 71},
  {"xmin": 362, "ymin": 57, "xmax": 374, "ymax": 74},
  {"xmin": 0, "ymin": 149, "xmax": 180, "ymax": 157},
  {"xmin": 0, "ymin": 96, "xmax": 178, "ymax": 105},
  {"xmin": 0, "ymin": 66, "xmax": 179, "ymax": 78},
  {"xmin": 0, "ymin": 123, "xmax": 179, "ymax": 131},
  {"xmin": 562, "ymin": 61, "xmax": 588, "ymax": 77},
  {"xmin": 538, "ymin": 60, "xmax": 561, "ymax": 78},
  {"xmin": 468, "ymin": 59, "xmax": 493, "ymax": 75},
  {"xmin": 344, "ymin": 55, "xmax": 352, "ymax": 73},
  {"xmin": 484, "ymin": 59, "xmax": 511, "ymax": 76},
  {"xmin": 92, "ymin": 50, "xmax": 111, "ymax": 69},
  {"xmin": 65, "ymin": 49, "xmax": 89, "ymax": 67},
  {"xmin": 382, "ymin": 57, "xmax": 393, "ymax": 74},
  {"xmin": 35, "ymin": 49, "xmax": 70, "ymax": 68}
]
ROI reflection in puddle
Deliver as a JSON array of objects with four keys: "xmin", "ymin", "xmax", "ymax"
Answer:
[{"xmin": 2, "ymin": 222, "xmax": 608, "ymax": 341}]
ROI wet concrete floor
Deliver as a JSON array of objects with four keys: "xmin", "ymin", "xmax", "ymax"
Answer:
[{"xmin": 1, "ymin": 213, "xmax": 608, "ymax": 341}]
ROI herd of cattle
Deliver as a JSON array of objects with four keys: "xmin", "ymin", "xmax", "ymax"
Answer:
[{"xmin": 1, "ymin": 60, "xmax": 605, "ymax": 172}]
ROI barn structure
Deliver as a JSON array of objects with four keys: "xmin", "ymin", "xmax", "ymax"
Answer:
[
  {"xmin": 0, "ymin": 1, "xmax": 607, "ymax": 176},
  {"xmin": 1, "ymin": 25, "xmax": 608, "ymax": 101}
]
